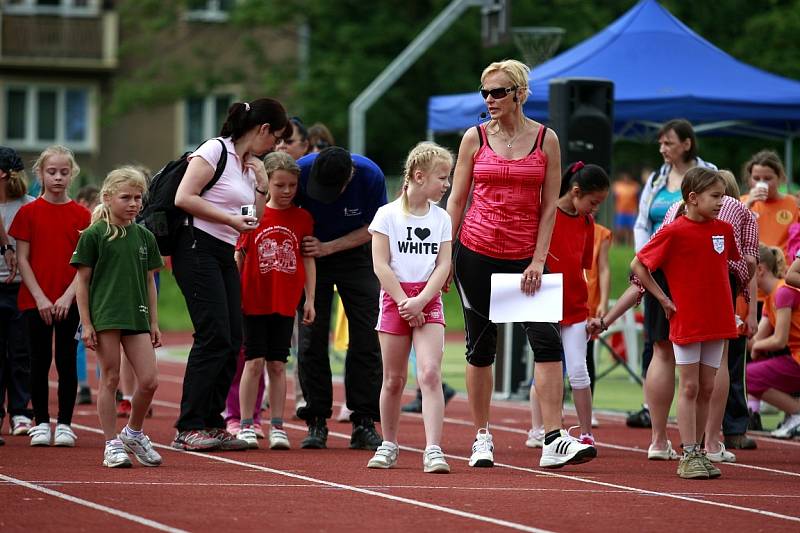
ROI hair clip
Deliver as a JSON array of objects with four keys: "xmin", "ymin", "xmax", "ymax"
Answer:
[
  {"xmin": 570, "ymin": 161, "xmax": 585, "ymax": 173},
  {"xmin": 244, "ymin": 102, "xmax": 251, "ymax": 112}
]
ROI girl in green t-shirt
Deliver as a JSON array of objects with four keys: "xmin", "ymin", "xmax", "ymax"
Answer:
[{"xmin": 73, "ymin": 166, "xmax": 163, "ymax": 469}]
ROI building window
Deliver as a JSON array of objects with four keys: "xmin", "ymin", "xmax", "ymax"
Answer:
[
  {"xmin": 2, "ymin": 84, "xmax": 94, "ymax": 152},
  {"xmin": 185, "ymin": 0, "xmax": 236, "ymax": 22},
  {"xmin": 3, "ymin": 0, "xmax": 99, "ymax": 17},
  {"xmin": 185, "ymin": 93, "xmax": 234, "ymax": 151}
]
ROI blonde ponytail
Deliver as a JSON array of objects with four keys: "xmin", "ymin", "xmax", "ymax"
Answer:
[
  {"xmin": 88, "ymin": 166, "xmax": 148, "ymax": 241},
  {"xmin": 400, "ymin": 141, "xmax": 453, "ymax": 215}
]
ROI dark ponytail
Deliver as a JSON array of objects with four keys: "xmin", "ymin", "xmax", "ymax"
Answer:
[
  {"xmin": 559, "ymin": 161, "xmax": 610, "ymax": 197},
  {"xmin": 219, "ymin": 98, "xmax": 289, "ymax": 141}
]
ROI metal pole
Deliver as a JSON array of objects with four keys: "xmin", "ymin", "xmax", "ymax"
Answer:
[
  {"xmin": 786, "ymin": 135, "xmax": 794, "ymax": 185},
  {"xmin": 348, "ymin": 0, "xmax": 487, "ymax": 154}
]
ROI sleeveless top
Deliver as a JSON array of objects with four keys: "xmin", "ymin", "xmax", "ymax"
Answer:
[{"xmin": 459, "ymin": 123, "xmax": 548, "ymax": 260}]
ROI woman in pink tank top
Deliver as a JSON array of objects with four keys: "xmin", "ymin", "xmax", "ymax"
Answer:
[{"xmin": 446, "ymin": 59, "xmax": 596, "ymax": 469}]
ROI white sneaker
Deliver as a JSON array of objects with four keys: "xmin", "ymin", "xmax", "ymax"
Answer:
[
  {"xmin": 771, "ymin": 413, "xmax": 800, "ymax": 439},
  {"xmin": 525, "ymin": 427, "xmax": 544, "ymax": 448},
  {"xmin": 28, "ymin": 423, "xmax": 51, "ymax": 446},
  {"xmin": 367, "ymin": 441, "xmax": 399, "ymax": 469},
  {"xmin": 423, "ymin": 446, "xmax": 450, "ymax": 473},
  {"xmin": 468, "ymin": 428, "xmax": 494, "ymax": 467},
  {"xmin": 539, "ymin": 429, "xmax": 596, "ymax": 468},
  {"xmin": 647, "ymin": 440, "xmax": 679, "ymax": 460},
  {"xmin": 268, "ymin": 427, "xmax": 290, "ymax": 450},
  {"xmin": 706, "ymin": 442, "xmax": 736, "ymax": 463},
  {"xmin": 103, "ymin": 440, "xmax": 132, "ymax": 468},
  {"xmin": 119, "ymin": 429, "xmax": 162, "ymax": 466},
  {"xmin": 54, "ymin": 424, "xmax": 77, "ymax": 447},
  {"xmin": 238, "ymin": 426, "xmax": 260, "ymax": 449},
  {"xmin": 11, "ymin": 415, "xmax": 32, "ymax": 436},
  {"xmin": 591, "ymin": 415, "xmax": 600, "ymax": 428}
]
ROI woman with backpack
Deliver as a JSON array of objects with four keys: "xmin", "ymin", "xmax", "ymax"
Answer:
[{"xmin": 170, "ymin": 98, "xmax": 289, "ymax": 451}]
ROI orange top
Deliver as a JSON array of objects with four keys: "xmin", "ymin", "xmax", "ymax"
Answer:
[
  {"xmin": 613, "ymin": 180, "xmax": 640, "ymax": 214},
  {"xmin": 586, "ymin": 224, "xmax": 612, "ymax": 317},
  {"xmin": 763, "ymin": 279, "xmax": 800, "ymax": 364},
  {"xmin": 742, "ymin": 194, "xmax": 800, "ymax": 257}
]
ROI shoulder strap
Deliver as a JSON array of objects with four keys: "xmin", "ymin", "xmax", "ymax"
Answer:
[
  {"xmin": 534, "ymin": 126, "xmax": 547, "ymax": 151},
  {"xmin": 475, "ymin": 125, "xmax": 486, "ymax": 148},
  {"xmin": 201, "ymin": 138, "xmax": 228, "ymax": 194}
]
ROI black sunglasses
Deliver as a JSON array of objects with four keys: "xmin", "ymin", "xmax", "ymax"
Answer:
[{"xmin": 480, "ymin": 86, "xmax": 516, "ymax": 100}]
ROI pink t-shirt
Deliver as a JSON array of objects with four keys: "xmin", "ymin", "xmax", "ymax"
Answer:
[
  {"xmin": 189, "ymin": 137, "xmax": 255, "ymax": 246},
  {"xmin": 459, "ymin": 124, "xmax": 548, "ymax": 260}
]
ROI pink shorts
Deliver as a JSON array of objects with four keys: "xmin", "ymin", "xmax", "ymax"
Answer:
[
  {"xmin": 745, "ymin": 355, "xmax": 800, "ymax": 397},
  {"xmin": 376, "ymin": 281, "xmax": 445, "ymax": 335}
]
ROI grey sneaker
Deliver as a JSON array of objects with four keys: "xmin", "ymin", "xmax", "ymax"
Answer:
[
  {"xmin": 119, "ymin": 430, "xmax": 162, "ymax": 466},
  {"xmin": 367, "ymin": 441, "xmax": 399, "ymax": 469},
  {"xmin": 103, "ymin": 440, "xmax": 132, "ymax": 468},
  {"xmin": 54, "ymin": 424, "xmax": 77, "ymax": 447},
  {"xmin": 238, "ymin": 426, "xmax": 260, "ymax": 450},
  {"xmin": 423, "ymin": 446, "xmax": 450, "ymax": 473},
  {"xmin": 29, "ymin": 423, "xmax": 51, "ymax": 447}
]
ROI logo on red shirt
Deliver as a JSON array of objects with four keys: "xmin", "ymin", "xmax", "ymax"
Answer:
[{"xmin": 712, "ymin": 235, "xmax": 725, "ymax": 254}]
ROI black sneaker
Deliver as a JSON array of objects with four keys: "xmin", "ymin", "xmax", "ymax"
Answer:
[
  {"xmin": 350, "ymin": 419, "xmax": 382, "ymax": 450},
  {"xmin": 626, "ymin": 405, "xmax": 651, "ymax": 428},
  {"xmin": 301, "ymin": 418, "xmax": 328, "ymax": 449},
  {"xmin": 724, "ymin": 433, "xmax": 758, "ymax": 450},
  {"xmin": 401, "ymin": 390, "xmax": 423, "ymax": 413},
  {"xmin": 748, "ymin": 410, "xmax": 763, "ymax": 431},
  {"xmin": 76, "ymin": 386, "xmax": 92, "ymax": 405}
]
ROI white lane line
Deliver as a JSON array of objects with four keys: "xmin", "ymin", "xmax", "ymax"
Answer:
[
  {"xmin": 0, "ymin": 474, "xmax": 187, "ymax": 533},
  {"xmin": 67, "ymin": 422, "xmax": 552, "ymax": 533}
]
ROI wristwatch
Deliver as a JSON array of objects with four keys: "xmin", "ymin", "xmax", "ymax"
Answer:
[{"xmin": 0, "ymin": 244, "xmax": 14, "ymax": 254}]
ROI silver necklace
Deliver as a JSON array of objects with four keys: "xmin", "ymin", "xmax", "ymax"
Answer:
[{"xmin": 501, "ymin": 123, "xmax": 526, "ymax": 148}]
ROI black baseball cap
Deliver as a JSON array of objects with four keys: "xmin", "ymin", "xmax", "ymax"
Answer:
[
  {"xmin": 307, "ymin": 146, "xmax": 353, "ymax": 204},
  {"xmin": 0, "ymin": 146, "xmax": 23, "ymax": 173}
]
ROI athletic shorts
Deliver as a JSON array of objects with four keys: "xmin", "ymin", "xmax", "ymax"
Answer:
[
  {"xmin": 746, "ymin": 355, "xmax": 800, "ymax": 397},
  {"xmin": 453, "ymin": 241, "xmax": 562, "ymax": 367},
  {"xmin": 243, "ymin": 313, "xmax": 294, "ymax": 362},
  {"xmin": 643, "ymin": 269, "xmax": 671, "ymax": 344},
  {"xmin": 376, "ymin": 281, "xmax": 445, "ymax": 335}
]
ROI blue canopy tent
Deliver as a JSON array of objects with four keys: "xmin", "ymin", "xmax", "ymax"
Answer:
[{"xmin": 427, "ymin": 0, "xmax": 800, "ymax": 172}]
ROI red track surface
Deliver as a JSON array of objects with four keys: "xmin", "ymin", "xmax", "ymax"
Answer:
[{"xmin": 2, "ymin": 339, "xmax": 799, "ymax": 532}]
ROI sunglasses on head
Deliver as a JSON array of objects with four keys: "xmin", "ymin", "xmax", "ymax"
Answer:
[{"xmin": 480, "ymin": 86, "xmax": 516, "ymax": 100}]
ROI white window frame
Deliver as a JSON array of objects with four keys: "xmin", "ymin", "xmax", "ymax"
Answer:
[
  {"xmin": 2, "ymin": 0, "xmax": 101, "ymax": 17},
  {"xmin": 181, "ymin": 91, "xmax": 237, "ymax": 153},
  {"xmin": 1, "ymin": 82, "xmax": 97, "ymax": 153},
  {"xmin": 184, "ymin": 0, "xmax": 235, "ymax": 23}
]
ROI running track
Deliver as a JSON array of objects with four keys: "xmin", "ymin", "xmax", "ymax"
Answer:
[{"xmin": 1, "ymin": 341, "xmax": 799, "ymax": 532}]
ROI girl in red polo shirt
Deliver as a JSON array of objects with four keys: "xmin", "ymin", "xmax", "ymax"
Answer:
[
  {"xmin": 632, "ymin": 168, "xmax": 739, "ymax": 479},
  {"xmin": 544, "ymin": 162, "xmax": 609, "ymax": 446}
]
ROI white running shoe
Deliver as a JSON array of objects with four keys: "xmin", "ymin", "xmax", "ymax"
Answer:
[
  {"xmin": 54, "ymin": 424, "xmax": 77, "ymax": 447},
  {"xmin": 119, "ymin": 430, "xmax": 162, "ymax": 466},
  {"xmin": 103, "ymin": 440, "xmax": 132, "ymax": 468},
  {"xmin": 28, "ymin": 423, "xmax": 51, "ymax": 447},
  {"xmin": 539, "ymin": 429, "xmax": 597, "ymax": 468},
  {"xmin": 268, "ymin": 427, "xmax": 291, "ymax": 450},
  {"xmin": 468, "ymin": 428, "xmax": 494, "ymax": 467},
  {"xmin": 771, "ymin": 413, "xmax": 800, "ymax": 439},
  {"xmin": 238, "ymin": 426, "xmax": 260, "ymax": 449},
  {"xmin": 367, "ymin": 441, "xmax": 399, "ymax": 469},
  {"xmin": 423, "ymin": 446, "xmax": 450, "ymax": 473},
  {"xmin": 591, "ymin": 415, "xmax": 600, "ymax": 428},
  {"xmin": 647, "ymin": 440, "xmax": 679, "ymax": 460},
  {"xmin": 11, "ymin": 415, "xmax": 32, "ymax": 436},
  {"xmin": 706, "ymin": 442, "xmax": 736, "ymax": 463},
  {"xmin": 525, "ymin": 427, "xmax": 544, "ymax": 448}
]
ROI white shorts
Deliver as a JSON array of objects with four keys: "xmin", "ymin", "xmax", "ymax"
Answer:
[
  {"xmin": 672, "ymin": 340, "xmax": 725, "ymax": 369},
  {"xmin": 561, "ymin": 321, "xmax": 590, "ymax": 389}
]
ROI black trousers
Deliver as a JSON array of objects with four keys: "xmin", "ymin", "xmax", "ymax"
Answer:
[
  {"xmin": 0, "ymin": 283, "xmax": 32, "ymax": 419},
  {"xmin": 25, "ymin": 305, "xmax": 79, "ymax": 426},
  {"xmin": 723, "ymin": 335, "xmax": 749, "ymax": 436},
  {"xmin": 297, "ymin": 244, "xmax": 381, "ymax": 423},
  {"xmin": 172, "ymin": 227, "xmax": 242, "ymax": 431}
]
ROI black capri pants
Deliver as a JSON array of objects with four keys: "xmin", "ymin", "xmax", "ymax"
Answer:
[{"xmin": 453, "ymin": 241, "xmax": 562, "ymax": 367}]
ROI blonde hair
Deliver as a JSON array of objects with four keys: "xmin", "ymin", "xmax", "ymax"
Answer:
[
  {"xmin": 400, "ymin": 142, "xmax": 453, "ymax": 214},
  {"xmin": 717, "ymin": 169, "xmax": 740, "ymax": 198},
  {"xmin": 481, "ymin": 59, "xmax": 531, "ymax": 105},
  {"xmin": 90, "ymin": 166, "xmax": 148, "ymax": 241},
  {"xmin": 759, "ymin": 243, "xmax": 786, "ymax": 278},
  {"xmin": 32, "ymin": 145, "xmax": 81, "ymax": 193},
  {"xmin": 4, "ymin": 169, "xmax": 28, "ymax": 199},
  {"xmin": 263, "ymin": 151, "xmax": 300, "ymax": 179}
]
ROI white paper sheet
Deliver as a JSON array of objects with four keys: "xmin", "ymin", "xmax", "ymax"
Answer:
[{"xmin": 489, "ymin": 273, "xmax": 563, "ymax": 323}]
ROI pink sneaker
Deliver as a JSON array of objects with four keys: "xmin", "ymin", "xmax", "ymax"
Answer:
[
  {"xmin": 253, "ymin": 423, "xmax": 265, "ymax": 439},
  {"xmin": 225, "ymin": 420, "xmax": 241, "ymax": 436}
]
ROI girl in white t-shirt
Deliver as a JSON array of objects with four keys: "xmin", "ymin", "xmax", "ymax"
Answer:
[{"xmin": 367, "ymin": 142, "xmax": 453, "ymax": 473}]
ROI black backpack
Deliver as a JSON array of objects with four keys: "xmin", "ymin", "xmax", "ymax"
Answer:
[{"xmin": 140, "ymin": 139, "xmax": 227, "ymax": 256}]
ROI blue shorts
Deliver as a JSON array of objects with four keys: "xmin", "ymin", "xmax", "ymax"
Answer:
[{"xmin": 614, "ymin": 212, "xmax": 636, "ymax": 230}]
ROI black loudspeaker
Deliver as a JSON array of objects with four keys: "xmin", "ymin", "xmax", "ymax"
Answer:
[{"xmin": 548, "ymin": 78, "xmax": 614, "ymax": 174}]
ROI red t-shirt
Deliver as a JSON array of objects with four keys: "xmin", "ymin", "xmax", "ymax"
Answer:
[
  {"xmin": 546, "ymin": 209, "xmax": 594, "ymax": 325},
  {"xmin": 9, "ymin": 198, "xmax": 90, "ymax": 311},
  {"xmin": 637, "ymin": 216, "xmax": 740, "ymax": 345},
  {"xmin": 237, "ymin": 206, "xmax": 314, "ymax": 317}
]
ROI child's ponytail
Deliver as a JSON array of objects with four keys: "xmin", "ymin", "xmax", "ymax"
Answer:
[
  {"xmin": 560, "ymin": 161, "xmax": 610, "ymax": 197},
  {"xmin": 90, "ymin": 166, "xmax": 148, "ymax": 241},
  {"xmin": 759, "ymin": 243, "xmax": 787, "ymax": 278},
  {"xmin": 400, "ymin": 142, "xmax": 453, "ymax": 215}
]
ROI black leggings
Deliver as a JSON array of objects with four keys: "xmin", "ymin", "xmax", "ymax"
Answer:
[{"xmin": 26, "ymin": 305, "xmax": 79, "ymax": 426}]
